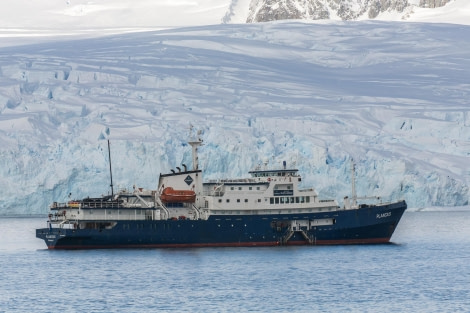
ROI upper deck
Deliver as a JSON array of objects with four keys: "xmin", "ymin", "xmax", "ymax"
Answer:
[{"xmin": 248, "ymin": 169, "xmax": 299, "ymax": 178}]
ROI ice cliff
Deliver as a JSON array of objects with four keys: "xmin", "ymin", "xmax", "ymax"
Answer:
[{"xmin": 0, "ymin": 21, "xmax": 469, "ymax": 215}]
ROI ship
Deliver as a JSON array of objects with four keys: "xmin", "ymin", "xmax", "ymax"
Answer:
[{"xmin": 36, "ymin": 133, "xmax": 407, "ymax": 249}]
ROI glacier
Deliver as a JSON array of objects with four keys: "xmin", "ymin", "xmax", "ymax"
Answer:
[{"xmin": 0, "ymin": 21, "xmax": 470, "ymax": 215}]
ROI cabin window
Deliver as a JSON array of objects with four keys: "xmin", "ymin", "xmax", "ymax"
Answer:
[
  {"xmin": 237, "ymin": 199, "xmax": 240, "ymax": 203},
  {"xmin": 238, "ymin": 187, "xmax": 242, "ymax": 191},
  {"xmin": 275, "ymin": 198, "xmax": 279, "ymax": 204},
  {"xmin": 290, "ymin": 197, "xmax": 295, "ymax": 203},
  {"xmin": 218, "ymin": 199, "xmax": 222, "ymax": 203},
  {"xmin": 231, "ymin": 187, "xmax": 234, "ymax": 190},
  {"xmin": 270, "ymin": 198, "xmax": 274, "ymax": 204},
  {"xmin": 306, "ymin": 196, "xmax": 310, "ymax": 203},
  {"xmin": 257, "ymin": 187, "xmax": 260, "ymax": 190},
  {"xmin": 249, "ymin": 187, "xmax": 252, "ymax": 190},
  {"xmin": 258, "ymin": 199, "xmax": 261, "ymax": 203},
  {"xmin": 295, "ymin": 197, "xmax": 299, "ymax": 203},
  {"xmin": 226, "ymin": 199, "xmax": 230, "ymax": 203},
  {"xmin": 245, "ymin": 199, "xmax": 248, "ymax": 203}
]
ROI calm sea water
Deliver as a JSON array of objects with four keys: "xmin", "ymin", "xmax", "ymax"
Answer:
[{"xmin": 1, "ymin": 211, "xmax": 469, "ymax": 313}]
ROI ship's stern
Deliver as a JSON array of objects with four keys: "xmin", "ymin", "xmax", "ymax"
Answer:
[{"xmin": 36, "ymin": 227, "xmax": 62, "ymax": 249}]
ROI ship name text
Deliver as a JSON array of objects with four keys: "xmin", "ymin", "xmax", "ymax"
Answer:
[{"xmin": 376, "ymin": 212, "xmax": 391, "ymax": 219}]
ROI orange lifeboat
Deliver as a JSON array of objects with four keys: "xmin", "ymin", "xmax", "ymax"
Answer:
[{"xmin": 160, "ymin": 187, "xmax": 196, "ymax": 203}]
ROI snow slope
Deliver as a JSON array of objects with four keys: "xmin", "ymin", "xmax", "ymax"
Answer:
[{"xmin": 0, "ymin": 21, "xmax": 469, "ymax": 215}]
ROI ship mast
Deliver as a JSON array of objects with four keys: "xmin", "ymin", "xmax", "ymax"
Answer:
[
  {"xmin": 108, "ymin": 139, "xmax": 114, "ymax": 197},
  {"xmin": 351, "ymin": 159, "xmax": 357, "ymax": 208},
  {"xmin": 188, "ymin": 125, "xmax": 203, "ymax": 171}
]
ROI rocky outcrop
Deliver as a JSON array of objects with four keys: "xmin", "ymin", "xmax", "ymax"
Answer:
[
  {"xmin": 246, "ymin": 0, "xmax": 453, "ymax": 22},
  {"xmin": 420, "ymin": 0, "xmax": 451, "ymax": 8}
]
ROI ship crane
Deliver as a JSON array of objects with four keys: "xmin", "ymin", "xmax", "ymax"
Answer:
[{"xmin": 345, "ymin": 159, "xmax": 381, "ymax": 209}]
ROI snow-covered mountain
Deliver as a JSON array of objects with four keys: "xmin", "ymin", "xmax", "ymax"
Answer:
[
  {"xmin": 0, "ymin": 0, "xmax": 468, "ymax": 32},
  {"xmin": 1, "ymin": 21, "xmax": 469, "ymax": 215},
  {"xmin": 246, "ymin": 0, "xmax": 454, "ymax": 22}
]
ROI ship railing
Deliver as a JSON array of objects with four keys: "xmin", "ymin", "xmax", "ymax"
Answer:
[
  {"xmin": 50, "ymin": 202, "xmax": 69, "ymax": 209},
  {"xmin": 80, "ymin": 201, "xmax": 121, "ymax": 209},
  {"xmin": 48, "ymin": 218, "xmax": 78, "ymax": 229},
  {"xmin": 207, "ymin": 178, "xmax": 257, "ymax": 184},
  {"xmin": 50, "ymin": 201, "xmax": 123, "ymax": 209}
]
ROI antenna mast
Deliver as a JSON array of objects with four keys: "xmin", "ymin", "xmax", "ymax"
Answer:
[
  {"xmin": 351, "ymin": 159, "xmax": 357, "ymax": 208},
  {"xmin": 188, "ymin": 125, "xmax": 203, "ymax": 171},
  {"xmin": 108, "ymin": 140, "xmax": 114, "ymax": 197}
]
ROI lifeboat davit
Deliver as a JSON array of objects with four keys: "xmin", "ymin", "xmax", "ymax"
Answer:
[{"xmin": 160, "ymin": 187, "xmax": 196, "ymax": 203}]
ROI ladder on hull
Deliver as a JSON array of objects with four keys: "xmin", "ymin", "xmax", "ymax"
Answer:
[{"xmin": 280, "ymin": 229, "xmax": 314, "ymax": 245}]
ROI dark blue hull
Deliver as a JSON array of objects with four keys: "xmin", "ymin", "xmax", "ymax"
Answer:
[{"xmin": 36, "ymin": 200, "xmax": 406, "ymax": 249}]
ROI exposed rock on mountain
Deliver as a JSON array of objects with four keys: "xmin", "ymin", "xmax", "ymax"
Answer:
[{"xmin": 246, "ymin": 0, "xmax": 453, "ymax": 22}]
